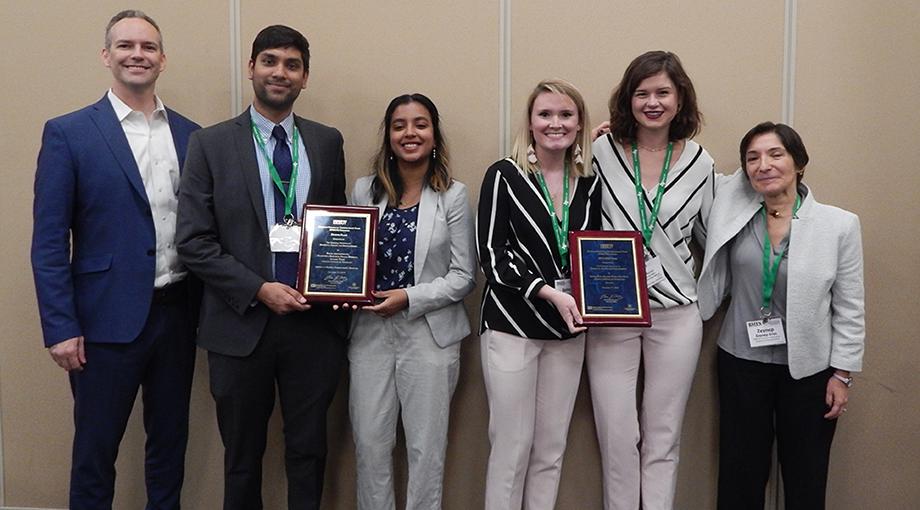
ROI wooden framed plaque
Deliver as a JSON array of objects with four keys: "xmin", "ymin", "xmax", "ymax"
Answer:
[
  {"xmin": 569, "ymin": 230, "xmax": 651, "ymax": 327},
  {"xmin": 297, "ymin": 204, "xmax": 378, "ymax": 304}
]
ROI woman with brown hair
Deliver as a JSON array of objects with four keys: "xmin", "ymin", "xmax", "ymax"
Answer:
[
  {"xmin": 348, "ymin": 93, "xmax": 476, "ymax": 510},
  {"xmin": 587, "ymin": 51, "xmax": 716, "ymax": 509}
]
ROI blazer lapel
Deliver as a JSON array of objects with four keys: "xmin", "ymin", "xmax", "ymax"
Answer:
[
  {"xmin": 294, "ymin": 116, "xmax": 322, "ymax": 204},
  {"xmin": 786, "ymin": 185, "xmax": 815, "ymax": 295},
  {"xmin": 89, "ymin": 96, "xmax": 149, "ymax": 206},
  {"xmin": 414, "ymin": 185, "xmax": 437, "ymax": 279},
  {"xmin": 233, "ymin": 111, "xmax": 270, "ymax": 240},
  {"xmin": 167, "ymin": 108, "xmax": 189, "ymax": 169}
]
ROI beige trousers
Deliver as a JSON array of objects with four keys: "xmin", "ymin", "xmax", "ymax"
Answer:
[
  {"xmin": 480, "ymin": 329, "xmax": 585, "ymax": 510},
  {"xmin": 586, "ymin": 304, "xmax": 702, "ymax": 510}
]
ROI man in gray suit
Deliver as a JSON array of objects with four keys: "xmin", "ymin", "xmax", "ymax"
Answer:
[{"xmin": 176, "ymin": 25, "xmax": 347, "ymax": 510}]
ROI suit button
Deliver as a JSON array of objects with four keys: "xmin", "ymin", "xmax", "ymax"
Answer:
[{"xmin": 147, "ymin": 249, "xmax": 155, "ymax": 256}]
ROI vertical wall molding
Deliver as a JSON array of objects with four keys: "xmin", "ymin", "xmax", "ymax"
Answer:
[
  {"xmin": 771, "ymin": 5, "xmax": 799, "ymax": 508},
  {"xmin": 229, "ymin": 0, "xmax": 242, "ymax": 116},
  {"xmin": 782, "ymin": 0, "xmax": 797, "ymax": 126},
  {"xmin": 498, "ymin": 0, "xmax": 512, "ymax": 156},
  {"xmin": 0, "ymin": 395, "xmax": 4, "ymax": 505}
]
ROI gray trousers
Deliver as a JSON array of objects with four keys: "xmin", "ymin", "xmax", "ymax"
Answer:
[{"xmin": 348, "ymin": 309, "xmax": 460, "ymax": 510}]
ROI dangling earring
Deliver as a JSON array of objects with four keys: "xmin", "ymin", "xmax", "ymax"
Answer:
[
  {"xmin": 527, "ymin": 144, "xmax": 538, "ymax": 164},
  {"xmin": 432, "ymin": 147, "xmax": 438, "ymax": 159},
  {"xmin": 573, "ymin": 144, "xmax": 584, "ymax": 166},
  {"xmin": 388, "ymin": 154, "xmax": 394, "ymax": 162}
]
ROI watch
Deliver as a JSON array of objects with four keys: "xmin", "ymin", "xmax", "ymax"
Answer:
[{"xmin": 832, "ymin": 373, "xmax": 853, "ymax": 387}]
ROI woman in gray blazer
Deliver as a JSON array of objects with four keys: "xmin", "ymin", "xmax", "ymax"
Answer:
[
  {"xmin": 698, "ymin": 122, "xmax": 865, "ymax": 510},
  {"xmin": 348, "ymin": 93, "xmax": 476, "ymax": 510}
]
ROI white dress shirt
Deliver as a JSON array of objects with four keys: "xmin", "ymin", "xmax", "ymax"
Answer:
[{"xmin": 108, "ymin": 89, "xmax": 184, "ymax": 288}]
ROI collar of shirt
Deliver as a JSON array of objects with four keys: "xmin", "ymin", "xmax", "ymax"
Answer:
[
  {"xmin": 107, "ymin": 88, "xmax": 168, "ymax": 122},
  {"xmin": 249, "ymin": 105, "xmax": 295, "ymax": 145}
]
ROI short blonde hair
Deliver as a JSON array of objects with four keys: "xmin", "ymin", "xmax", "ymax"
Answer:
[{"xmin": 510, "ymin": 79, "xmax": 592, "ymax": 177}]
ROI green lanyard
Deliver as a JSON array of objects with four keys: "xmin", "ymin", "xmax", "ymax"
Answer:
[
  {"xmin": 534, "ymin": 164, "xmax": 571, "ymax": 269},
  {"xmin": 760, "ymin": 195, "xmax": 802, "ymax": 316},
  {"xmin": 251, "ymin": 121, "xmax": 300, "ymax": 221},
  {"xmin": 631, "ymin": 142, "xmax": 673, "ymax": 247}
]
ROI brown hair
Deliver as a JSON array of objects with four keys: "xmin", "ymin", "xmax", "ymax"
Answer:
[
  {"xmin": 608, "ymin": 51, "xmax": 702, "ymax": 143},
  {"xmin": 105, "ymin": 10, "xmax": 162, "ymax": 50},
  {"xmin": 370, "ymin": 93, "xmax": 452, "ymax": 205}
]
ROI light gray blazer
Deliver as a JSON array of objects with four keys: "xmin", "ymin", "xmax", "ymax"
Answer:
[
  {"xmin": 698, "ymin": 170, "xmax": 865, "ymax": 379},
  {"xmin": 351, "ymin": 175, "xmax": 477, "ymax": 347}
]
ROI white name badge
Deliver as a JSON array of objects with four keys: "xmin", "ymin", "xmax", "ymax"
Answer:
[
  {"xmin": 269, "ymin": 223, "xmax": 302, "ymax": 253},
  {"xmin": 555, "ymin": 278, "xmax": 572, "ymax": 296},
  {"xmin": 644, "ymin": 255, "xmax": 665, "ymax": 288},
  {"xmin": 745, "ymin": 317, "xmax": 787, "ymax": 348}
]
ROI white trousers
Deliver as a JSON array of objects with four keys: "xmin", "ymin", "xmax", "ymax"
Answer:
[
  {"xmin": 585, "ymin": 304, "xmax": 702, "ymax": 510},
  {"xmin": 349, "ymin": 309, "xmax": 460, "ymax": 510},
  {"xmin": 480, "ymin": 329, "xmax": 585, "ymax": 510}
]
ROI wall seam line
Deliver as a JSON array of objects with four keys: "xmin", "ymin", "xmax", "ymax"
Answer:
[
  {"xmin": 782, "ymin": 0, "xmax": 797, "ymax": 126},
  {"xmin": 773, "ymin": 5, "xmax": 799, "ymax": 507},
  {"xmin": 499, "ymin": 0, "xmax": 511, "ymax": 156},
  {"xmin": 229, "ymin": 0, "xmax": 242, "ymax": 116},
  {"xmin": 0, "ymin": 382, "xmax": 5, "ymax": 506}
]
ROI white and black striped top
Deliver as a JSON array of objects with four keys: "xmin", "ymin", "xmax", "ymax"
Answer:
[
  {"xmin": 593, "ymin": 135, "xmax": 715, "ymax": 309},
  {"xmin": 477, "ymin": 158, "xmax": 601, "ymax": 340}
]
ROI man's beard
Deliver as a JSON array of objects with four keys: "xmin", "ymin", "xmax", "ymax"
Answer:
[{"xmin": 254, "ymin": 83, "xmax": 300, "ymax": 112}]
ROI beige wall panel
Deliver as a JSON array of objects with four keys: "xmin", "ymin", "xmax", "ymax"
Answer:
[
  {"xmin": 511, "ymin": 2, "xmax": 785, "ymax": 508},
  {"xmin": 239, "ymin": 2, "xmax": 498, "ymax": 508},
  {"xmin": 511, "ymin": 0, "xmax": 786, "ymax": 174},
  {"xmin": 0, "ymin": 1, "xmax": 228, "ymax": 507},
  {"xmin": 796, "ymin": 1, "xmax": 920, "ymax": 508},
  {"xmin": 5, "ymin": 1, "xmax": 916, "ymax": 509}
]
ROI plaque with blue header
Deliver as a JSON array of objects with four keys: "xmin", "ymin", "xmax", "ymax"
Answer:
[
  {"xmin": 297, "ymin": 205, "xmax": 378, "ymax": 304},
  {"xmin": 569, "ymin": 230, "xmax": 651, "ymax": 327}
]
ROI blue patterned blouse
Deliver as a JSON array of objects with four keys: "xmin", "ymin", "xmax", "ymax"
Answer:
[{"xmin": 375, "ymin": 204, "xmax": 418, "ymax": 291}]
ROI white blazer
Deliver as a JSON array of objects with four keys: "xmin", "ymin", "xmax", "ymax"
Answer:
[
  {"xmin": 698, "ymin": 170, "xmax": 865, "ymax": 379},
  {"xmin": 351, "ymin": 175, "xmax": 477, "ymax": 347}
]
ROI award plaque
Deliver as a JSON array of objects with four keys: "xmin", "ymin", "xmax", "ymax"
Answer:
[
  {"xmin": 569, "ymin": 230, "xmax": 651, "ymax": 327},
  {"xmin": 297, "ymin": 205, "xmax": 378, "ymax": 304}
]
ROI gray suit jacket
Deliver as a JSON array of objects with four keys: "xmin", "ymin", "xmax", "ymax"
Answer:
[
  {"xmin": 351, "ymin": 175, "xmax": 476, "ymax": 347},
  {"xmin": 176, "ymin": 110, "xmax": 348, "ymax": 356},
  {"xmin": 698, "ymin": 169, "xmax": 865, "ymax": 379}
]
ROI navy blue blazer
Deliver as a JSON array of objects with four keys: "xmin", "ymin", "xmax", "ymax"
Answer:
[{"xmin": 31, "ymin": 95, "xmax": 200, "ymax": 347}]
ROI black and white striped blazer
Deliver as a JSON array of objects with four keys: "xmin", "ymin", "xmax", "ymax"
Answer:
[
  {"xmin": 476, "ymin": 158, "xmax": 601, "ymax": 340},
  {"xmin": 592, "ymin": 135, "xmax": 715, "ymax": 309}
]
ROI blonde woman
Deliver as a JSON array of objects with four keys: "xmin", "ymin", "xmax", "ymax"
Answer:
[{"xmin": 477, "ymin": 79, "xmax": 600, "ymax": 510}]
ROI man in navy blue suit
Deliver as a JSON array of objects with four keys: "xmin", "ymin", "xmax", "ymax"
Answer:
[{"xmin": 30, "ymin": 10, "xmax": 200, "ymax": 510}]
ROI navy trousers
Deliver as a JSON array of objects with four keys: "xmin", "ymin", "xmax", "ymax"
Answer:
[{"xmin": 69, "ymin": 285, "xmax": 196, "ymax": 510}]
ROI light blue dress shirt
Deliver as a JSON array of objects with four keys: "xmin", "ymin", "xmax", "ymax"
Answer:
[{"xmin": 249, "ymin": 105, "xmax": 312, "ymax": 233}]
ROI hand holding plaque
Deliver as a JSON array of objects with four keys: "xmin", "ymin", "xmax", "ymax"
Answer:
[
  {"xmin": 297, "ymin": 205, "xmax": 378, "ymax": 304},
  {"xmin": 568, "ymin": 230, "xmax": 651, "ymax": 327}
]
